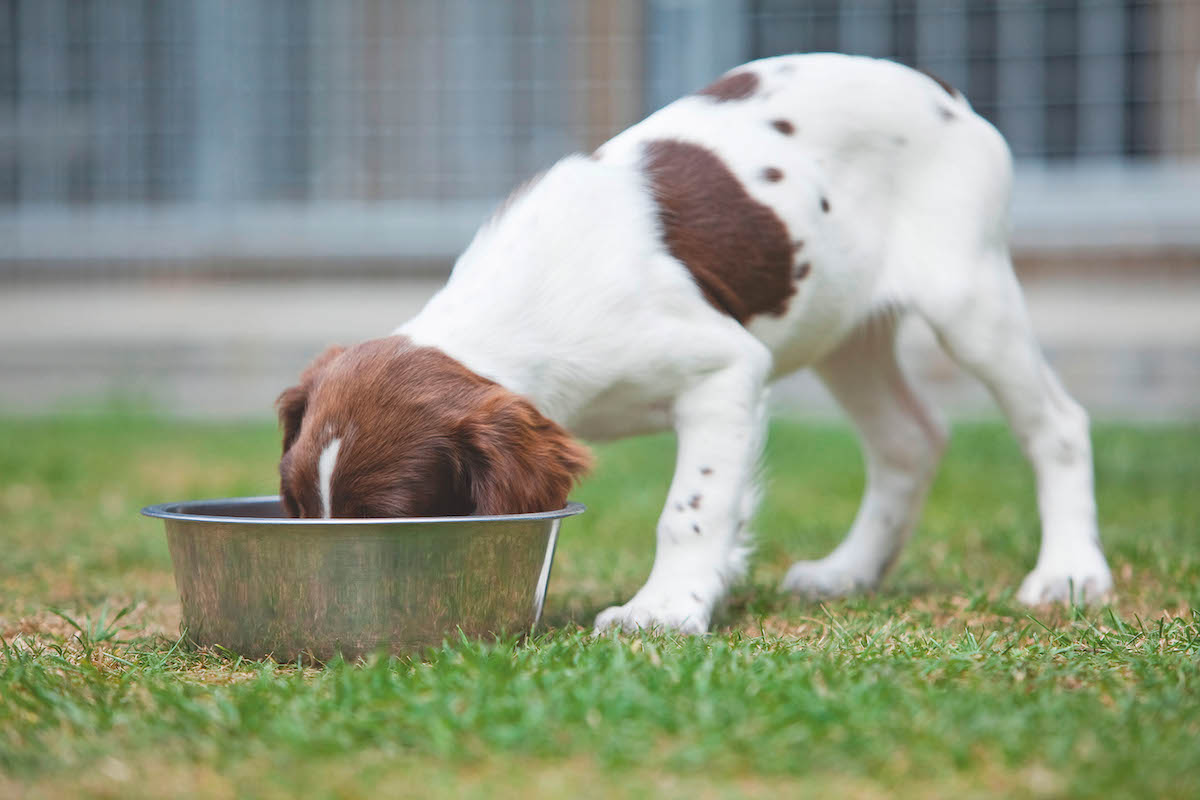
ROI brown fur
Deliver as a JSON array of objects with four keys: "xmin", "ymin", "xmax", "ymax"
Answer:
[
  {"xmin": 642, "ymin": 138, "xmax": 795, "ymax": 324},
  {"xmin": 277, "ymin": 345, "xmax": 345, "ymax": 455},
  {"xmin": 276, "ymin": 337, "xmax": 591, "ymax": 518},
  {"xmin": 696, "ymin": 71, "xmax": 758, "ymax": 102},
  {"xmin": 770, "ymin": 119, "xmax": 795, "ymax": 135}
]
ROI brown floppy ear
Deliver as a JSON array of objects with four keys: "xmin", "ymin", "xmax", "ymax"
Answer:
[
  {"xmin": 459, "ymin": 389, "xmax": 592, "ymax": 515},
  {"xmin": 276, "ymin": 345, "xmax": 346, "ymax": 453}
]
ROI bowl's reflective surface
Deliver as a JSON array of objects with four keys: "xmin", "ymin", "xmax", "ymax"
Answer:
[{"xmin": 142, "ymin": 496, "xmax": 584, "ymax": 661}]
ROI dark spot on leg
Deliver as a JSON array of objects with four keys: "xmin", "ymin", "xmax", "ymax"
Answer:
[
  {"xmin": 795, "ymin": 262, "xmax": 811, "ymax": 280},
  {"xmin": 688, "ymin": 494, "xmax": 702, "ymax": 510},
  {"xmin": 643, "ymin": 139, "xmax": 795, "ymax": 323},
  {"xmin": 762, "ymin": 167, "xmax": 784, "ymax": 183},
  {"xmin": 696, "ymin": 71, "xmax": 759, "ymax": 102},
  {"xmin": 820, "ymin": 196, "xmax": 831, "ymax": 213},
  {"xmin": 770, "ymin": 119, "xmax": 794, "ymax": 135},
  {"xmin": 918, "ymin": 67, "xmax": 959, "ymax": 98},
  {"xmin": 936, "ymin": 105, "xmax": 957, "ymax": 122},
  {"xmin": 700, "ymin": 466, "xmax": 713, "ymax": 476},
  {"xmin": 693, "ymin": 524, "xmax": 701, "ymax": 535}
]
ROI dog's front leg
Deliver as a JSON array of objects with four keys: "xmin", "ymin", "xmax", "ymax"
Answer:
[{"xmin": 595, "ymin": 344, "xmax": 770, "ymax": 634}]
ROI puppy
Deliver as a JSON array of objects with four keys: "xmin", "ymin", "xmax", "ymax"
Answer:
[{"xmin": 278, "ymin": 54, "xmax": 1113, "ymax": 633}]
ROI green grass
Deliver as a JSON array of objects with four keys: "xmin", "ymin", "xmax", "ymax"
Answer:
[{"xmin": 1, "ymin": 414, "xmax": 1198, "ymax": 799}]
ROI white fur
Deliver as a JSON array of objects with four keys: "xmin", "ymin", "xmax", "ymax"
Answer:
[
  {"xmin": 399, "ymin": 54, "xmax": 1113, "ymax": 632},
  {"xmin": 318, "ymin": 438, "xmax": 342, "ymax": 519}
]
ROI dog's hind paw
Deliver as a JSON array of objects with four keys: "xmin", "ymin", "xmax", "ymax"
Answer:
[{"xmin": 779, "ymin": 558, "xmax": 879, "ymax": 599}]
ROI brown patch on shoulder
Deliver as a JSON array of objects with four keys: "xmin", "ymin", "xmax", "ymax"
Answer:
[
  {"xmin": 696, "ymin": 71, "xmax": 759, "ymax": 102},
  {"xmin": 643, "ymin": 139, "xmax": 795, "ymax": 324},
  {"xmin": 277, "ymin": 337, "xmax": 591, "ymax": 518},
  {"xmin": 918, "ymin": 68, "xmax": 959, "ymax": 98},
  {"xmin": 761, "ymin": 167, "xmax": 784, "ymax": 183},
  {"xmin": 770, "ymin": 119, "xmax": 795, "ymax": 135}
]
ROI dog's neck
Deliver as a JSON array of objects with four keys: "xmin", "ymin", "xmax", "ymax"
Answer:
[{"xmin": 397, "ymin": 153, "xmax": 663, "ymax": 426}]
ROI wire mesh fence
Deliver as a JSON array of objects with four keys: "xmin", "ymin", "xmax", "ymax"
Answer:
[{"xmin": 1, "ymin": 0, "xmax": 1197, "ymax": 276}]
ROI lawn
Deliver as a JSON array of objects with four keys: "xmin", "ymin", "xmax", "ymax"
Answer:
[{"xmin": 1, "ymin": 413, "xmax": 1197, "ymax": 799}]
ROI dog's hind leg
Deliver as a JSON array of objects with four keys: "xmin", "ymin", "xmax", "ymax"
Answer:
[
  {"xmin": 781, "ymin": 313, "xmax": 948, "ymax": 598},
  {"xmin": 918, "ymin": 250, "xmax": 1112, "ymax": 605}
]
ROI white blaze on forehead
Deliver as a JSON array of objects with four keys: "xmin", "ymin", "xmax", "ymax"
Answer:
[{"xmin": 318, "ymin": 438, "xmax": 343, "ymax": 519}]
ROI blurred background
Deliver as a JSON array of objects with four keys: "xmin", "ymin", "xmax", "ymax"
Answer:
[{"xmin": 1, "ymin": 0, "xmax": 1197, "ymax": 420}]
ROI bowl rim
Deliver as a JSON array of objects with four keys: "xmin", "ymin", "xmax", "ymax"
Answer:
[{"xmin": 141, "ymin": 495, "xmax": 586, "ymax": 526}]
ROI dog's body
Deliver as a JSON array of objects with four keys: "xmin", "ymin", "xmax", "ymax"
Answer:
[{"xmin": 279, "ymin": 54, "xmax": 1113, "ymax": 632}]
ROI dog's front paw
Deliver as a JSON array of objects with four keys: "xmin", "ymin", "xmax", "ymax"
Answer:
[
  {"xmin": 593, "ymin": 593, "xmax": 711, "ymax": 635},
  {"xmin": 1017, "ymin": 554, "xmax": 1113, "ymax": 605},
  {"xmin": 780, "ymin": 557, "xmax": 879, "ymax": 599}
]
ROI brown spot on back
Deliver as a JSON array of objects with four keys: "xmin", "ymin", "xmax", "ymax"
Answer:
[
  {"xmin": 918, "ymin": 68, "xmax": 959, "ymax": 98},
  {"xmin": 936, "ymin": 105, "xmax": 958, "ymax": 122},
  {"xmin": 762, "ymin": 167, "xmax": 784, "ymax": 182},
  {"xmin": 770, "ymin": 119, "xmax": 795, "ymax": 135},
  {"xmin": 696, "ymin": 71, "xmax": 759, "ymax": 102},
  {"xmin": 700, "ymin": 466, "xmax": 713, "ymax": 476},
  {"xmin": 643, "ymin": 139, "xmax": 795, "ymax": 324},
  {"xmin": 688, "ymin": 494, "xmax": 702, "ymax": 510},
  {"xmin": 820, "ymin": 196, "xmax": 831, "ymax": 213}
]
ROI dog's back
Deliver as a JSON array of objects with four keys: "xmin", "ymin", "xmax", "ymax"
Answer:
[
  {"xmin": 404, "ymin": 54, "xmax": 1016, "ymax": 433},
  {"xmin": 597, "ymin": 53, "xmax": 1015, "ymax": 372}
]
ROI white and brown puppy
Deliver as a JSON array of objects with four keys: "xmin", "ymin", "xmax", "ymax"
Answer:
[{"xmin": 278, "ymin": 54, "xmax": 1113, "ymax": 633}]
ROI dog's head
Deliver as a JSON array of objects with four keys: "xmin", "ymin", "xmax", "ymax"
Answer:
[{"xmin": 276, "ymin": 337, "xmax": 591, "ymax": 518}]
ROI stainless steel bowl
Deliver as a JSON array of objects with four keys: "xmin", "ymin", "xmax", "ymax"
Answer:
[{"xmin": 141, "ymin": 496, "xmax": 584, "ymax": 661}]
